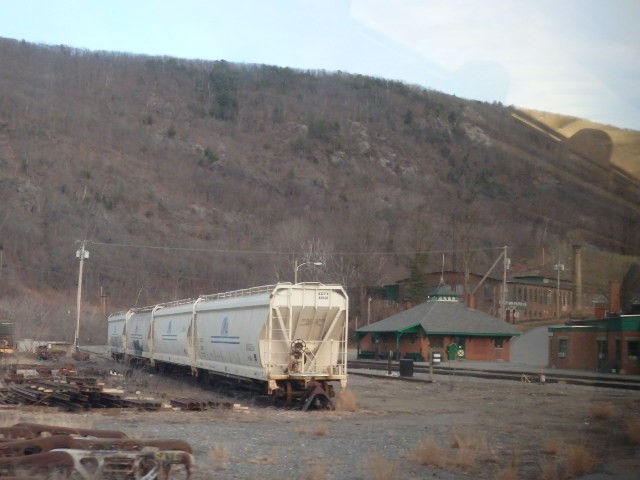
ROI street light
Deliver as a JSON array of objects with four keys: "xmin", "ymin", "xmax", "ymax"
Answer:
[
  {"xmin": 554, "ymin": 262, "xmax": 565, "ymax": 320},
  {"xmin": 294, "ymin": 261, "xmax": 323, "ymax": 283}
]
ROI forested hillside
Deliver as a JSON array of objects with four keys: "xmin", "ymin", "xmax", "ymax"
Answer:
[{"xmin": 0, "ymin": 38, "xmax": 638, "ymax": 342}]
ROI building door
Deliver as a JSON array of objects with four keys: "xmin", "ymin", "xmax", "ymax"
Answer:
[{"xmin": 447, "ymin": 342, "xmax": 458, "ymax": 360}]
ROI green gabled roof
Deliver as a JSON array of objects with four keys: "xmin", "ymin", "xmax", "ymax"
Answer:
[{"xmin": 357, "ymin": 299, "xmax": 519, "ymax": 337}]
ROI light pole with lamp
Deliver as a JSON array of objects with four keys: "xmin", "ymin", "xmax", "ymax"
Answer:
[
  {"xmin": 294, "ymin": 261, "xmax": 323, "ymax": 284},
  {"xmin": 75, "ymin": 241, "xmax": 89, "ymax": 352}
]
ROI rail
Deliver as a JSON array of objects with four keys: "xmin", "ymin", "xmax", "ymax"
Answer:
[{"xmin": 348, "ymin": 360, "xmax": 640, "ymax": 391}]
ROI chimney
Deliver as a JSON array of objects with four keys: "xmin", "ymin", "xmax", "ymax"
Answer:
[
  {"xmin": 466, "ymin": 293, "xmax": 476, "ymax": 309},
  {"xmin": 572, "ymin": 245, "xmax": 583, "ymax": 314},
  {"xmin": 609, "ymin": 280, "xmax": 621, "ymax": 314}
]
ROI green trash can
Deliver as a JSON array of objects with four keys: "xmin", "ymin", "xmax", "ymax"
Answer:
[{"xmin": 399, "ymin": 358, "xmax": 414, "ymax": 377}]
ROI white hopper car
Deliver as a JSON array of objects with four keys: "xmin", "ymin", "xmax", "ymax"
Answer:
[{"xmin": 108, "ymin": 283, "xmax": 348, "ymax": 407}]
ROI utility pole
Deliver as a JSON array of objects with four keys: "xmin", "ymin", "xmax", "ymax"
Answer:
[
  {"xmin": 100, "ymin": 285, "xmax": 108, "ymax": 317},
  {"xmin": 554, "ymin": 262, "xmax": 565, "ymax": 320},
  {"xmin": 75, "ymin": 241, "xmax": 89, "ymax": 352},
  {"xmin": 501, "ymin": 246, "xmax": 510, "ymax": 321}
]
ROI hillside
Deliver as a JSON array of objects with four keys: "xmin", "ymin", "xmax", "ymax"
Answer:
[{"xmin": 0, "ymin": 38, "xmax": 638, "ymax": 342}]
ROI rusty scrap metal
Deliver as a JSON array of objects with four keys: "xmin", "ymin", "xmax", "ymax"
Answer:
[
  {"xmin": 12, "ymin": 423, "xmax": 128, "ymax": 439},
  {"xmin": 0, "ymin": 427, "xmax": 37, "ymax": 441},
  {"xmin": 0, "ymin": 425, "xmax": 193, "ymax": 479},
  {"xmin": 0, "ymin": 434, "xmax": 193, "ymax": 458},
  {"xmin": 0, "ymin": 450, "xmax": 75, "ymax": 478}
]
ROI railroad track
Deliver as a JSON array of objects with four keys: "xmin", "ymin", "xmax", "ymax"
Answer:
[{"xmin": 347, "ymin": 360, "xmax": 640, "ymax": 391}]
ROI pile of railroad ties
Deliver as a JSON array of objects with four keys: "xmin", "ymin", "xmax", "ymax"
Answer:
[
  {"xmin": 0, "ymin": 364, "xmax": 235, "ymax": 412},
  {"xmin": 0, "ymin": 422, "xmax": 193, "ymax": 479}
]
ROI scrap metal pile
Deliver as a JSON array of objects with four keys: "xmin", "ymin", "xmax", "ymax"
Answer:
[
  {"xmin": 0, "ymin": 365, "xmax": 161, "ymax": 411},
  {"xmin": 0, "ymin": 423, "xmax": 193, "ymax": 479}
]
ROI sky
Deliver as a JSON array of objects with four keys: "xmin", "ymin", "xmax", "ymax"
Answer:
[{"xmin": 1, "ymin": 0, "xmax": 639, "ymax": 130}]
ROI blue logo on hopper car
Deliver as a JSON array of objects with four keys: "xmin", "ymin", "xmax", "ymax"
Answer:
[{"xmin": 221, "ymin": 317, "xmax": 229, "ymax": 336}]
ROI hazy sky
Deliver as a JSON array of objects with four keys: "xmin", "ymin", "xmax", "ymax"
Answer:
[{"xmin": 1, "ymin": 0, "xmax": 638, "ymax": 130}]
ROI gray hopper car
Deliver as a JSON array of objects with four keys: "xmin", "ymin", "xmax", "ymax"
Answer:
[{"xmin": 108, "ymin": 283, "xmax": 348, "ymax": 408}]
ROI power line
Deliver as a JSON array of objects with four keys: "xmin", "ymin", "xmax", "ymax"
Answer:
[{"xmin": 86, "ymin": 239, "xmax": 504, "ymax": 257}]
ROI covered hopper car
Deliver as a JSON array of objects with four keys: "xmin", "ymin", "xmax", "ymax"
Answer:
[{"xmin": 108, "ymin": 283, "xmax": 348, "ymax": 407}]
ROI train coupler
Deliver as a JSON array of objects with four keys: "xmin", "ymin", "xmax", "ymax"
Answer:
[{"xmin": 301, "ymin": 380, "xmax": 335, "ymax": 412}]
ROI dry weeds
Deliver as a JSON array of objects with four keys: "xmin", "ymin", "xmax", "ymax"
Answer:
[
  {"xmin": 248, "ymin": 454, "xmax": 279, "ymax": 465},
  {"xmin": 539, "ymin": 460, "xmax": 560, "ymax": 480},
  {"xmin": 562, "ymin": 444, "xmax": 596, "ymax": 478},
  {"xmin": 362, "ymin": 454, "xmax": 399, "ymax": 480},
  {"xmin": 334, "ymin": 389, "xmax": 359, "ymax": 412},
  {"xmin": 542, "ymin": 437, "xmax": 564, "ymax": 455},
  {"xmin": 625, "ymin": 417, "xmax": 640, "ymax": 444},
  {"xmin": 450, "ymin": 430, "xmax": 494, "ymax": 465},
  {"xmin": 495, "ymin": 466, "xmax": 519, "ymax": 480},
  {"xmin": 209, "ymin": 444, "xmax": 230, "ymax": 470},
  {"xmin": 411, "ymin": 432, "xmax": 495, "ymax": 473},
  {"xmin": 589, "ymin": 403, "xmax": 615, "ymax": 420},
  {"xmin": 411, "ymin": 438, "xmax": 448, "ymax": 469},
  {"xmin": 305, "ymin": 461, "xmax": 326, "ymax": 480},
  {"xmin": 298, "ymin": 423, "xmax": 328, "ymax": 437}
]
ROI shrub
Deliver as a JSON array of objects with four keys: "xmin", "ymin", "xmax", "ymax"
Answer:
[
  {"xmin": 626, "ymin": 417, "xmax": 640, "ymax": 444},
  {"xmin": 305, "ymin": 462, "xmax": 326, "ymax": 480},
  {"xmin": 167, "ymin": 124, "xmax": 176, "ymax": 138},
  {"xmin": 308, "ymin": 119, "xmax": 340, "ymax": 143},
  {"xmin": 589, "ymin": 403, "xmax": 614, "ymax": 420},
  {"xmin": 542, "ymin": 438, "xmax": 564, "ymax": 455},
  {"xmin": 209, "ymin": 444, "xmax": 230, "ymax": 470},
  {"xmin": 362, "ymin": 454, "xmax": 399, "ymax": 480},
  {"xmin": 563, "ymin": 445, "xmax": 596, "ymax": 477},
  {"xmin": 411, "ymin": 438, "xmax": 447, "ymax": 468},
  {"xmin": 539, "ymin": 460, "xmax": 560, "ymax": 480},
  {"xmin": 334, "ymin": 389, "xmax": 358, "ymax": 412}
]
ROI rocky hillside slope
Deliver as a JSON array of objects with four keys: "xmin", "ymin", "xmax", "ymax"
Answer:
[{"xmin": 0, "ymin": 37, "xmax": 638, "ymax": 341}]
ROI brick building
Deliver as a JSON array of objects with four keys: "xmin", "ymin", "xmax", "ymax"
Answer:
[
  {"xmin": 548, "ymin": 307, "xmax": 640, "ymax": 375},
  {"xmin": 356, "ymin": 286, "xmax": 519, "ymax": 362},
  {"xmin": 376, "ymin": 270, "xmax": 591, "ymax": 324}
]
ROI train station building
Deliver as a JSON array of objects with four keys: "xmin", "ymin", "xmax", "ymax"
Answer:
[{"xmin": 356, "ymin": 286, "xmax": 519, "ymax": 362}]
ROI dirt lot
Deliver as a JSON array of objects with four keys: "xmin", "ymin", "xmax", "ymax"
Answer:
[{"xmin": 2, "ymin": 359, "xmax": 639, "ymax": 479}]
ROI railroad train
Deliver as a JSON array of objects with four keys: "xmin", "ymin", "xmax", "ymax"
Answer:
[{"xmin": 108, "ymin": 283, "xmax": 349, "ymax": 408}]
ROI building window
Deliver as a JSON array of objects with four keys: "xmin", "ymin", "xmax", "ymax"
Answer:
[
  {"xmin": 628, "ymin": 340, "xmax": 639, "ymax": 365},
  {"xmin": 429, "ymin": 337, "xmax": 444, "ymax": 348},
  {"xmin": 597, "ymin": 339, "xmax": 608, "ymax": 360},
  {"xmin": 494, "ymin": 337, "xmax": 504, "ymax": 349},
  {"xmin": 484, "ymin": 284, "xmax": 492, "ymax": 301},
  {"xmin": 558, "ymin": 339, "xmax": 568, "ymax": 358}
]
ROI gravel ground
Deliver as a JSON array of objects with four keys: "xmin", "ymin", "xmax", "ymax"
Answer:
[{"xmin": 4, "ymin": 358, "xmax": 639, "ymax": 480}]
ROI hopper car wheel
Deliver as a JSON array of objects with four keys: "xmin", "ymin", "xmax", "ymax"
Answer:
[
  {"xmin": 285, "ymin": 382, "xmax": 293, "ymax": 406},
  {"xmin": 272, "ymin": 382, "xmax": 294, "ymax": 407}
]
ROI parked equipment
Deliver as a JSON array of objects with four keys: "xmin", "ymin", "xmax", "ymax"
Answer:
[{"xmin": 108, "ymin": 283, "xmax": 349, "ymax": 409}]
